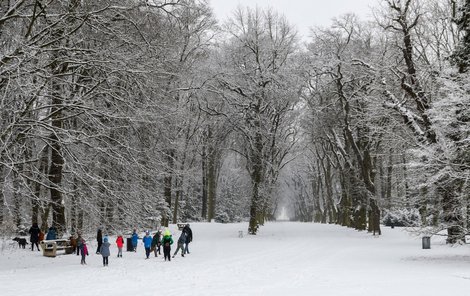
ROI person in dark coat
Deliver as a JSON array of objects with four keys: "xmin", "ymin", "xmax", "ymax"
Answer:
[
  {"xmin": 151, "ymin": 231, "xmax": 161, "ymax": 257},
  {"xmin": 183, "ymin": 224, "xmax": 193, "ymax": 254},
  {"xmin": 172, "ymin": 231, "xmax": 186, "ymax": 258},
  {"xmin": 96, "ymin": 228, "xmax": 103, "ymax": 254},
  {"xmin": 76, "ymin": 231, "xmax": 82, "ymax": 255},
  {"xmin": 28, "ymin": 223, "xmax": 40, "ymax": 251}
]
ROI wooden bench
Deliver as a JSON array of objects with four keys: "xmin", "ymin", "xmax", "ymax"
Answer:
[
  {"xmin": 177, "ymin": 223, "xmax": 187, "ymax": 231},
  {"xmin": 40, "ymin": 239, "xmax": 73, "ymax": 257}
]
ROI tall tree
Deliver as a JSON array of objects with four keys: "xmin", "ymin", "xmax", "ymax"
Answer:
[{"xmin": 218, "ymin": 7, "xmax": 301, "ymax": 234}]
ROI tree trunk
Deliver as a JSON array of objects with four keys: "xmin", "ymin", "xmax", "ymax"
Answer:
[
  {"xmin": 402, "ymin": 152, "xmax": 410, "ymax": 204},
  {"xmin": 77, "ymin": 202, "xmax": 84, "ymax": 232},
  {"xmin": 207, "ymin": 144, "xmax": 217, "ymax": 222},
  {"xmin": 40, "ymin": 204, "xmax": 51, "ymax": 231},
  {"xmin": 13, "ymin": 170, "xmax": 22, "ymax": 228},
  {"xmin": 162, "ymin": 150, "xmax": 174, "ymax": 227},
  {"xmin": 338, "ymin": 170, "xmax": 352, "ymax": 227},
  {"xmin": 386, "ymin": 149, "xmax": 393, "ymax": 203},
  {"xmin": 0, "ymin": 167, "xmax": 4, "ymax": 225},
  {"xmin": 106, "ymin": 199, "xmax": 114, "ymax": 231},
  {"xmin": 48, "ymin": 103, "xmax": 66, "ymax": 235},
  {"xmin": 312, "ymin": 173, "xmax": 322, "ymax": 223},
  {"xmin": 172, "ymin": 190, "xmax": 180, "ymax": 224},
  {"xmin": 248, "ymin": 127, "xmax": 263, "ymax": 235},
  {"xmin": 201, "ymin": 145, "xmax": 208, "ymax": 219},
  {"xmin": 32, "ymin": 147, "xmax": 49, "ymax": 225},
  {"xmin": 438, "ymin": 175, "xmax": 465, "ymax": 243},
  {"xmin": 70, "ymin": 182, "xmax": 77, "ymax": 234}
]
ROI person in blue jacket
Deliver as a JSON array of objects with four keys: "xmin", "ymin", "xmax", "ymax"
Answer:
[
  {"xmin": 46, "ymin": 226, "xmax": 57, "ymax": 240},
  {"xmin": 142, "ymin": 231, "xmax": 152, "ymax": 259},
  {"xmin": 131, "ymin": 229, "xmax": 139, "ymax": 252}
]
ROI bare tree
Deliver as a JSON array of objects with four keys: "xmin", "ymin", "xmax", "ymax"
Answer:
[{"xmin": 218, "ymin": 7, "xmax": 301, "ymax": 234}]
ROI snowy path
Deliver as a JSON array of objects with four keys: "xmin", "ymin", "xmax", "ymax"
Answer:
[{"xmin": 1, "ymin": 222, "xmax": 469, "ymax": 296}]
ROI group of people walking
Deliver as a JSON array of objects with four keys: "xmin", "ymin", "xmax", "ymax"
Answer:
[
  {"xmin": 27, "ymin": 223, "xmax": 193, "ymax": 267},
  {"xmin": 80, "ymin": 224, "xmax": 192, "ymax": 266},
  {"xmin": 133, "ymin": 224, "xmax": 193, "ymax": 262}
]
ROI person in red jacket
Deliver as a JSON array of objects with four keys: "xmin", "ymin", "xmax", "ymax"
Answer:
[{"xmin": 116, "ymin": 235, "xmax": 124, "ymax": 257}]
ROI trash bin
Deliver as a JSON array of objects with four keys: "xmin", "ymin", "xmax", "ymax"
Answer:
[
  {"xmin": 126, "ymin": 238, "xmax": 133, "ymax": 252},
  {"xmin": 422, "ymin": 236, "xmax": 431, "ymax": 249}
]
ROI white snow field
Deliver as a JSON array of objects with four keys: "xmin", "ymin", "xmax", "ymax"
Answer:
[{"xmin": 1, "ymin": 222, "xmax": 469, "ymax": 296}]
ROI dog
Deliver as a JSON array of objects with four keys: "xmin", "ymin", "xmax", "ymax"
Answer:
[{"xmin": 13, "ymin": 237, "xmax": 28, "ymax": 249}]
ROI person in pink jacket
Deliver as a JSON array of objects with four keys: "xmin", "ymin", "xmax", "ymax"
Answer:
[{"xmin": 80, "ymin": 239, "xmax": 89, "ymax": 265}]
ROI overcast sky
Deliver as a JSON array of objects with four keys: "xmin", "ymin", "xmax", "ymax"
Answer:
[{"xmin": 209, "ymin": 0, "xmax": 378, "ymax": 39}]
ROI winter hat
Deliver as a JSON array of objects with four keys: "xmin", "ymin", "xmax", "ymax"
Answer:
[
  {"xmin": 103, "ymin": 237, "xmax": 108, "ymax": 243},
  {"xmin": 164, "ymin": 229, "xmax": 171, "ymax": 237}
]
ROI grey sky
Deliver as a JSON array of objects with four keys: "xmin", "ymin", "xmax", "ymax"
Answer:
[{"xmin": 209, "ymin": 0, "xmax": 377, "ymax": 39}]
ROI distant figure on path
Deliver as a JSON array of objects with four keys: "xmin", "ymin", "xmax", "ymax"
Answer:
[
  {"xmin": 183, "ymin": 224, "xmax": 193, "ymax": 254},
  {"xmin": 151, "ymin": 231, "xmax": 161, "ymax": 257},
  {"xmin": 142, "ymin": 231, "xmax": 152, "ymax": 259},
  {"xmin": 172, "ymin": 231, "xmax": 186, "ymax": 258},
  {"xmin": 96, "ymin": 229, "xmax": 103, "ymax": 254},
  {"xmin": 76, "ymin": 232, "xmax": 82, "ymax": 256},
  {"xmin": 100, "ymin": 237, "xmax": 111, "ymax": 266},
  {"xmin": 161, "ymin": 230, "xmax": 173, "ymax": 261},
  {"xmin": 116, "ymin": 234, "xmax": 124, "ymax": 257},
  {"xmin": 131, "ymin": 229, "xmax": 139, "ymax": 252},
  {"xmin": 80, "ymin": 239, "xmax": 89, "ymax": 265},
  {"xmin": 28, "ymin": 223, "xmax": 40, "ymax": 251}
]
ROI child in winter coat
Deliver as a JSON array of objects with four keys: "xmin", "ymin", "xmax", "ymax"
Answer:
[
  {"xmin": 131, "ymin": 230, "xmax": 139, "ymax": 252},
  {"xmin": 80, "ymin": 239, "xmax": 89, "ymax": 265},
  {"xmin": 161, "ymin": 230, "xmax": 173, "ymax": 261},
  {"xmin": 116, "ymin": 235, "xmax": 124, "ymax": 257},
  {"xmin": 173, "ymin": 231, "xmax": 187, "ymax": 258},
  {"xmin": 151, "ymin": 231, "xmax": 161, "ymax": 257},
  {"xmin": 100, "ymin": 237, "xmax": 111, "ymax": 266},
  {"xmin": 142, "ymin": 231, "xmax": 152, "ymax": 259},
  {"xmin": 38, "ymin": 229, "xmax": 45, "ymax": 242}
]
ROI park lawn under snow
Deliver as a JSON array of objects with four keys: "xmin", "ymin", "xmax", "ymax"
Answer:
[{"xmin": 0, "ymin": 222, "xmax": 469, "ymax": 296}]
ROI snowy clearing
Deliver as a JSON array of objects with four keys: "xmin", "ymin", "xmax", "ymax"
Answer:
[{"xmin": 1, "ymin": 222, "xmax": 469, "ymax": 296}]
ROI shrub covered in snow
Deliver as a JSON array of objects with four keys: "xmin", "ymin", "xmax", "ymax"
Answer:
[{"xmin": 382, "ymin": 208, "xmax": 421, "ymax": 227}]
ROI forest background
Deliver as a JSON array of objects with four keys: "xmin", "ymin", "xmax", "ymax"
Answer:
[{"xmin": 1, "ymin": 0, "xmax": 469, "ymax": 242}]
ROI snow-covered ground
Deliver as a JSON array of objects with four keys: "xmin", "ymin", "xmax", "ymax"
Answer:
[{"xmin": 1, "ymin": 222, "xmax": 469, "ymax": 296}]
